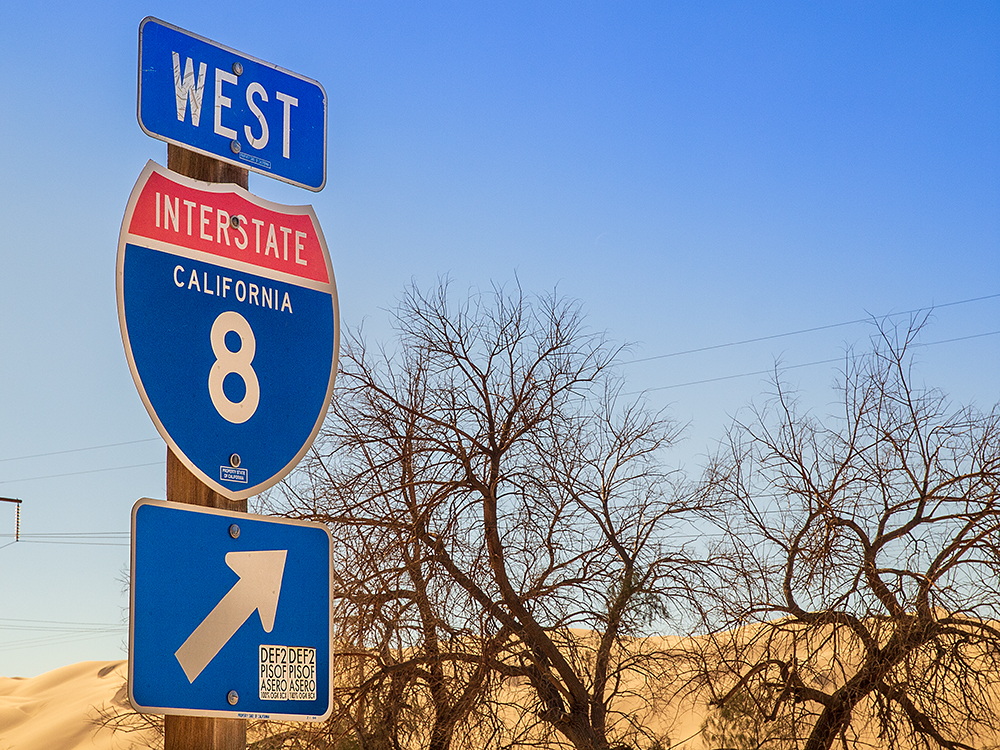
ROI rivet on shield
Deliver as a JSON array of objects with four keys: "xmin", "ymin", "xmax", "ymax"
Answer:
[
  {"xmin": 230, "ymin": 140, "xmax": 241, "ymax": 154},
  {"xmin": 227, "ymin": 690, "xmax": 239, "ymax": 705}
]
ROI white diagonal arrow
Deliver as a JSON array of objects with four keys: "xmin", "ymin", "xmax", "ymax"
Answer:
[{"xmin": 175, "ymin": 549, "xmax": 287, "ymax": 683}]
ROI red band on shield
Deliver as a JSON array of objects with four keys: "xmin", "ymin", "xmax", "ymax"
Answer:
[{"xmin": 127, "ymin": 170, "xmax": 330, "ymax": 285}]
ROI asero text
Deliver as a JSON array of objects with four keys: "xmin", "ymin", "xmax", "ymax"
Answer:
[{"xmin": 259, "ymin": 644, "xmax": 317, "ymax": 702}]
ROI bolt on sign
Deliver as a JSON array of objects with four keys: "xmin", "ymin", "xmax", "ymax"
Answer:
[
  {"xmin": 138, "ymin": 17, "xmax": 327, "ymax": 191},
  {"xmin": 117, "ymin": 161, "xmax": 339, "ymax": 499}
]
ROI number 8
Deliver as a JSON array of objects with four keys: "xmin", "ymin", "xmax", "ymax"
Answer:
[{"xmin": 209, "ymin": 311, "xmax": 260, "ymax": 424}]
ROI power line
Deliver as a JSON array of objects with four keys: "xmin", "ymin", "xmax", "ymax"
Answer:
[
  {"xmin": 640, "ymin": 358, "xmax": 841, "ymax": 393},
  {"xmin": 0, "ymin": 617, "xmax": 123, "ymax": 628},
  {"xmin": 0, "ymin": 623, "xmax": 119, "ymax": 633},
  {"xmin": 0, "ymin": 539, "xmax": 129, "ymax": 549},
  {"xmin": 0, "ymin": 531, "xmax": 128, "ymax": 538},
  {"xmin": 632, "ymin": 329, "xmax": 1000, "ymax": 394},
  {"xmin": 914, "ymin": 329, "xmax": 1000, "ymax": 348},
  {"xmin": 0, "ymin": 532, "xmax": 128, "ymax": 539},
  {"xmin": 0, "ymin": 296, "xmax": 995, "ymax": 478},
  {"xmin": 0, "ymin": 534, "xmax": 129, "ymax": 548},
  {"xmin": 0, "ymin": 617, "xmax": 127, "ymax": 652},
  {"xmin": 0, "ymin": 530, "xmax": 130, "ymax": 548},
  {"xmin": 0, "ymin": 461, "xmax": 163, "ymax": 485},
  {"xmin": 0, "ymin": 629, "xmax": 125, "ymax": 653},
  {"xmin": 0, "ymin": 438, "xmax": 161, "ymax": 464},
  {"xmin": 623, "ymin": 291, "xmax": 1000, "ymax": 365}
]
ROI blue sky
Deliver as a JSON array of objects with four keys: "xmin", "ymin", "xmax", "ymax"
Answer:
[{"xmin": 0, "ymin": 2, "xmax": 997, "ymax": 678}]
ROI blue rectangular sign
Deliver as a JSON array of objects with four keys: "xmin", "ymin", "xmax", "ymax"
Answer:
[
  {"xmin": 138, "ymin": 17, "xmax": 327, "ymax": 191},
  {"xmin": 129, "ymin": 498, "xmax": 332, "ymax": 721}
]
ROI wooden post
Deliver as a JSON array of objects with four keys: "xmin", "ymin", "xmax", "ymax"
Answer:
[
  {"xmin": 163, "ymin": 145, "xmax": 249, "ymax": 750},
  {"xmin": 167, "ymin": 144, "xmax": 250, "ymax": 189}
]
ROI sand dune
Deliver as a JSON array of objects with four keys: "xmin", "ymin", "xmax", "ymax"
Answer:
[
  {"xmin": 4, "ymin": 644, "xmax": 996, "ymax": 749},
  {"xmin": 0, "ymin": 661, "xmax": 157, "ymax": 750},
  {"xmin": 0, "ymin": 656, "xmax": 693, "ymax": 750}
]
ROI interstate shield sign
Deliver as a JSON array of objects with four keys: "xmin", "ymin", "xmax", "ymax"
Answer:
[{"xmin": 117, "ymin": 161, "xmax": 339, "ymax": 499}]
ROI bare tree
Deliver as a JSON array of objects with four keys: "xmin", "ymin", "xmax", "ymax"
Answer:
[
  {"xmin": 700, "ymin": 683, "xmax": 796, "ymax": 750},
  {"xmin": 274, "ymin": 280, "xmax": 700, "ymax": 750},
  {"xmin": 282, "ymin": 393, "xmax": 511, "ymax": 750},
  {"xmin": 691, "ymin": 319, "xmax": 1000, "ymax": 750}
]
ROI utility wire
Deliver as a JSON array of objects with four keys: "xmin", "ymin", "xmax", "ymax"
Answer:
[
  {"xmin": 0, "ymin": 617, "xmax": 123, "ymax": 628},
  {"xmin": 3, "ymin": 328, "xmax": 995, "ymax": 479},
  {"xmin": 0, "ymin": 438, "xmax": 161, "ymax": 464},
  {"xmin": 0, "ymin": 461, "xmax": 162, "ymax": 485},
  {"xmin": 914, "ymin": 329, "xmax": 1000, "ymax": 348},
  {"xmin": 641, "ymin": 358, "xmax": 841, "ymax": 393},
  {"xmin": 1, "ymin": 327, "xmax": 995, "ymax": 482},
  {"xmin": 623, "ymin": 291, "xmax": 1000, "ymax": 365},
  {"xmin": 0, "ymin": 539, "xmax": 129, "ymax": 549},
  {"xmin": 0, "ymin": 531, "xmax": 130, "ymax": 548},
  {"xmin": 0, "ymin": 532, "xmax": 128, "ymax": 538},
  {"xmin": 632, "ymin": 329, "xmax": 1000, "ymax": 394},
  {"xmin": 0, "ymin": 620, "xmax": 126, "ymax": 659},
  {"xmin": 0, "ymin": 624, "xmax": 120, "ymax": 634},
  {"xmin": 0, "ymin": 629, "xmax": 125, "ymax": 653},
  {"xmin": 0, "ymin": 295, "xmax": 995, "ymax": 476}
]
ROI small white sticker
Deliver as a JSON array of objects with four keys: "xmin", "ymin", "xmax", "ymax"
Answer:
[
  {"xmin": 221, "ymin": 466, "xmax": 249, "ymax": 483},
  {"xmin": 259, "ymin": 645, "xmax": 317, "ymax": 701}
]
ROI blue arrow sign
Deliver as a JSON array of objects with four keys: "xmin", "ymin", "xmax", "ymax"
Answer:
[
  {"xmin": 129, "ymin": 498, "xmax": 332, "ymax": 721},
  {"xmin": 138, "ymin": 17, "xmax": 327, "ymax": 191},
  {"xmin": 117, "ymin": 162, "xmax": 339, "ymax": 500}
]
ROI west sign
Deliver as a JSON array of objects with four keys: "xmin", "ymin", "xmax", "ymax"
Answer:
[{"xmin": 138, "ymin": 17, "xmax": 327, "ymax": 191}]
